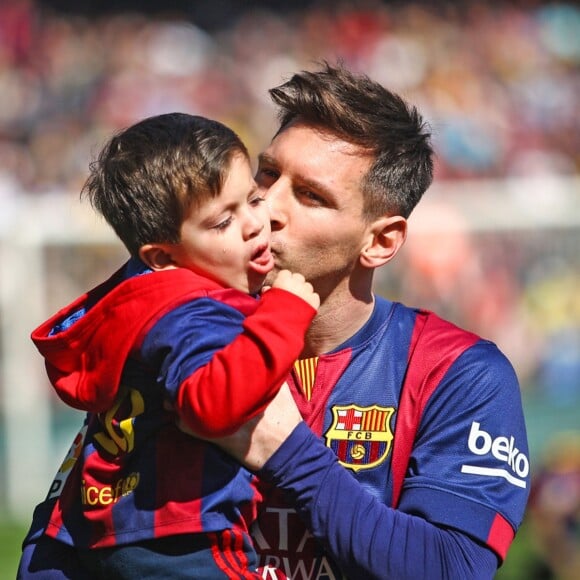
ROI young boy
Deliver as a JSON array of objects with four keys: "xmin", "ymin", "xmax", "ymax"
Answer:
[{"xmin": 18, "ymin": 113, "xmax": 318, "ymax": 579}]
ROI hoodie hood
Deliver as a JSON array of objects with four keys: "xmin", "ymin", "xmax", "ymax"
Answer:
[{"xmin": 31, "ymin": 266, "xmax": 223, "ymax": 413}]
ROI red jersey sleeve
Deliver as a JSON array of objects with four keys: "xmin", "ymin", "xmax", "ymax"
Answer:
[{"xmin": 176, "ymin": 288, "xmax": 316, "ymax": 437}]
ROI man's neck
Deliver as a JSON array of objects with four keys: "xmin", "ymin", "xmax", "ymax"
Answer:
[{"xmin": 302, "ymin": 291, "xmax": 374, "ymax": 357}]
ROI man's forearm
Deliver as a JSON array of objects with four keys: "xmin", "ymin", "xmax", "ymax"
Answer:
[{"xmin": 207, "ymin": 382, "xmax": 302, "ymax": 470}]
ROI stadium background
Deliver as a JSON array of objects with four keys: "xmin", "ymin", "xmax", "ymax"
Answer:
[{"xmin": 1, "ymin": 0, "xmax": 578, "ymax": 577}]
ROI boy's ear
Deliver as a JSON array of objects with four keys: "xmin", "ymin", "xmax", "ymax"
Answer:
[
  {"xmin": 138, "ymin": 244, "xmax": 177, "ymax": 271},
  {"xmin": 360, "ymin": 215, "xmax": 407, "ymax": 269}
]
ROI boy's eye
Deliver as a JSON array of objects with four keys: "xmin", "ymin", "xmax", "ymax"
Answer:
[
  {"xmin": 249, "ymin": 195, "xmax": 265, "ymax": 207},
  {"xmin": 212, "ymin": 216, "xmax": 232, "ymax": 231}
]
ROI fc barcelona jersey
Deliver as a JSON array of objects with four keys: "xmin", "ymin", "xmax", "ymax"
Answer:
[
  {"xmin": 251, "ymin": 296, "xmax": 530, "ymax": 579},
  {"xmin": 25, "ymin": 260, "xmax": 316, "ymax": 550}
]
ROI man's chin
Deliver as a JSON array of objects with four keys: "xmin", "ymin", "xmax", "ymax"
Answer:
[{"xmin": 264, "ymin": 267, "xmax": 280, "ymax": 287}]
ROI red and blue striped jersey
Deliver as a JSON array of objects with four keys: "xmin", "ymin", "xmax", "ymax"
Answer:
[{"xmin": 27, "ymin": 260, "xmax": 316, "ymax": 550}]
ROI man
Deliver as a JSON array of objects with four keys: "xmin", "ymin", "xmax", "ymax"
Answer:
[{"xmin": 212, "ymin": 62, "xmax": 530, "ymax": 579}]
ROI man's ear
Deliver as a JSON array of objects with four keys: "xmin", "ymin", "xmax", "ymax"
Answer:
[
  {"xmin": 138, "ymin": 243, "xmax": 177, "ymax": 271},
  {"xmin": 360, "ymin": 215, "xmax": 407, "ymax": 269}
]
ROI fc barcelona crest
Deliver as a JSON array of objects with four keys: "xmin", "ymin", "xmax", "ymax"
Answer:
[{"xmin": 325, "ymin": 405, "xmax": 395, "ymax": 472}]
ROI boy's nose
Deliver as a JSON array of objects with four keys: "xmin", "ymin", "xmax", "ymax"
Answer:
[
  {"xmin": 244, "ymin": 209, "xmax": 265, "ymax": 239},
  {"xmin": 266, "ymin": 183, "xmax": 288, "ymax": 232}
]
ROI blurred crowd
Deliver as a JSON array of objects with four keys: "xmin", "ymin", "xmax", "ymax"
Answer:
[
  {"xmin": 0, "ymin": 0, "xmax": 578, "ymax": 399},
  {"xmin": 504, "ymin": 432, "xmax": 580, "ymax": 579},
  {"xmin": 0, "ymin": 0, "xmax": 578, "ymax": 198},
  {"xmin": 528, "ymin": 432, "xmax": 580, "ymax": 579}
]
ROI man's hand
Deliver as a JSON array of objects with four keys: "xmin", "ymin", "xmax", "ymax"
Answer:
[
  {"xmin": 174, "ymin": 383, "xmax": 302, "ymax": 471},
  {"xmin": 210, "ymin": 382, "xmax": 302, "ymax": 471}
]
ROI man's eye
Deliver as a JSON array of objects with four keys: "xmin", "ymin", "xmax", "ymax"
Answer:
[
  {"xmin": 299, "ymin": 190, "xmax": 325, "ymax": 206},
  {"xmin": 256, "ymin": 167, "xmax": 278, "ymax": 184}
]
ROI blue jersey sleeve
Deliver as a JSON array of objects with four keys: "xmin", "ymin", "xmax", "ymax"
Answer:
[
  {"xmin": 260, "ymin": 422, "xmax": 499, "ymax": 580},
  {"xmin": 140, "ymin": 297, "xmax": 246, "ymax": 399}
]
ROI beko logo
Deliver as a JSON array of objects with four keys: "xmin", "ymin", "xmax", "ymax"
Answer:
[{"xmin": 461, "ymin": 421, "xmax": 529, "ymax": 488}]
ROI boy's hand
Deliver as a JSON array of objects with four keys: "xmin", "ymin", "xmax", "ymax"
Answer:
[{"xmin": 267, "ymin": 269, "xmax": 320, "ymax": 310}]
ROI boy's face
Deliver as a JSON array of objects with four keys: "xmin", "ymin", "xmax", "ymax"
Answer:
[{"xmin": 172, "ymin": 153, "xmax": 273, "ymax": 294}]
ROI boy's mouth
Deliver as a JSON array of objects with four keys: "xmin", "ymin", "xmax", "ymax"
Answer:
[{"xmin": 249, "ymin": 244, "xmax": 274, "ymax": 274}]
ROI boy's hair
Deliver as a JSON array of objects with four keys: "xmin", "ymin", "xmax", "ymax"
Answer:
[
  {"xmin": 82, "ymin": 113, "xmax": 249, "ymax": 256},
  {"xmin": 269, "ymin": 62, "xmax": 434, "ymax": 219}
]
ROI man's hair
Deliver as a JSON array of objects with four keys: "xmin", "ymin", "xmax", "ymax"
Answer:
[
  {"xmin": 269, "ymin": 62, "xmax": 434, "ymax": 219},
  {"xmin": 82, "ymin": 112, "xmax": 248, "ymax": 256}
]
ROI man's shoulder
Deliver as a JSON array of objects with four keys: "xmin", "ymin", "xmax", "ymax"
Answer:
[
  {"xmin": 378, "ymin": 299, "xmax": 478, "ymax": 342},
  {"xmin": 405, "ymin": 308, "xmax": 518, "ymax": 397},
  {"xmin": 371, "ymin": 298, "xmax": 515, "ymax": 370}
]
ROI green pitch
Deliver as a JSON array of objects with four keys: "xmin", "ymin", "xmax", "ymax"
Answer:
[{"xmin": 0, "ymin": 519, "xmax": 27, "ymax": 579}]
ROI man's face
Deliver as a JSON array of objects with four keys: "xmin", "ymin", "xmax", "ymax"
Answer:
[{"xmin": 255, "ymin": 123, "xmax": 373, "ymax": 297}]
